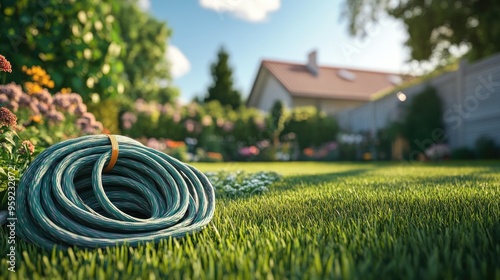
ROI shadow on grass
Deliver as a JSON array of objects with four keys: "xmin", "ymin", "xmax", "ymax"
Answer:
[{"xmin": 277, "ymin": 168, "xmax": 372, "ymax": 192}]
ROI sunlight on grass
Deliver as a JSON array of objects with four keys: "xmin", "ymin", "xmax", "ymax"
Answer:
[{"xmin": 1, "ymin": 162, "xmax": 499, "ymax": 279}]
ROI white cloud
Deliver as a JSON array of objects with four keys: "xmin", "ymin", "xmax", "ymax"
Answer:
[
  {"xmin": 137, "ymin": 0, "xmax": 151, "ymax": 11},
  {"xmin": 167, "ymin": 46, "xmax": 191, "ymax": 79},
  {"xmin": 200, "ymin": 0, "xmax": 281, "ymax": 22}
]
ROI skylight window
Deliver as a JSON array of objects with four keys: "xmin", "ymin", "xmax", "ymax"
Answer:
[{"xmin": 337, "ymin": 69, "xmax": 356, "ymax": 81}]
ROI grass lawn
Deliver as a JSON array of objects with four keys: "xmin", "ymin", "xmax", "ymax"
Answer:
[{"xmin": 1, "ymin": 162, "xmax": 500, "ymax": 279}]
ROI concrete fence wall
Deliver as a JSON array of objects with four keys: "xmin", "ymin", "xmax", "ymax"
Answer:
[{"xmin": 337, "ymin": 53, "xmax": 500, "ymax": 149}]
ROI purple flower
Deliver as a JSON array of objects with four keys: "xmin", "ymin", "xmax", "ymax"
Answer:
[
  {"xmin": 82, "ymin": 126, "xmax": 96, "ymax": 135},
  {"xmin": 0, "ymin": 83, "xmax": 23, "ymax": 102},
  {"xmin": 121, "ymin": 112, "xmax": 137, "ymax": 123},
  {"xmin": 74, "ymin": 103, "xmax": 87, "ymax": 115},
  {"xmin": 33, "ymin": 89, "xmax": 52, "ymax": 105},
  {"xmin": 53, "ymin": 93, "xmax": 71, "ymax": 109},
  {"xmin": 36, "ymin": 103, "xmax": 49, "ymax": 115},
  {"xmin": 47, "ymin": 110, "xmax": 65, "ymax": 123},
  {"xmin": 18, "ymin": 93, "xmax": 31, "ymax": 107},
  {"xmin": 93, "ymin": 121, "xmax": 103, "ymax": 132},
  {"xmin": 7, "ymin": 101, "xmax": 19, "ymax": 112},
  {"xmin": 29, "ymin": 102, "xmax": 40, "ymax": 115},
  {"xmin": 0, "ymin": 94, "xmax": 8, "ymax": 105},
  {"xmin": 76, "ymin": 118, "xmax": 89, "ymax": 130},
  {"xmin": 68, "ymin": 93, "xmax": 83, "ymax": 105},
  {"xmin": 81, "ymin": 112, "xmax": 96, "ymax": 123}
]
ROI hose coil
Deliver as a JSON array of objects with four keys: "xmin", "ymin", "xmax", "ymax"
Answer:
[{"xmin": 16, "ymin": 135, "xmax": 215, "ymax": 249}]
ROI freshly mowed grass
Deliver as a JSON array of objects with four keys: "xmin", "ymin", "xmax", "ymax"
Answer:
[{"xmin": 1, "ymin": 162, "xmax": 499, "ymax": 279}]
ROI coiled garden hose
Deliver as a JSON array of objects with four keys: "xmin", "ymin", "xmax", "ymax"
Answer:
[{"xmin": 16, "ymin": 135, "xmax": 215, "ymax": 250}]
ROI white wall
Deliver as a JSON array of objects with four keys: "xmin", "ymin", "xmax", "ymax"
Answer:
[
  {"xmin": 337, "ymin": 53, "xmax": 500, "ymax": 149},
  {"xmin": 256, "ymin": 75, "xmax": 292, "ymax": 112}
]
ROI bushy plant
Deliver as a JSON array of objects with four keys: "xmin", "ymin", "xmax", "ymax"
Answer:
[
  {"xmin": 282, "ymin": 106, "xmax": 338, "ymax": 150},
  {"xmin": 475, "ymin": 136, "xmax": 499, "ymax": 159},
  {"xmin": 451, "ymin": 147, "xmax": 476, "ymax": 160},
  {"xmin": 205, "ymin": 171, "xmax": 282, "ymax": 197},
  {"xmin": 1, "ymin": 82, "xmax": 104, "ymax": 147},
  {"xmin": 0, "ymin": 107, "xmax": 38, "ymax": 208}
]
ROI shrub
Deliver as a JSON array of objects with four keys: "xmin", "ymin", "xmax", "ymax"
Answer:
[
  {"xmin": 0, "ymin": 107, "xmax": 38, "ymax": 208},
  {"xmin": 401, "ymin": 86, "xmax": 445, "ymax": 157},
  {"xmin": 451, "ymin": 147, "xmax": 476, "ymax": 160},
  {"xmin": 0, "ymin": 82, "xmax": 103, "ymax": 147},
  {"xmin": 475, "ymin": 136, "xmax": 499, "ymax": 159}
]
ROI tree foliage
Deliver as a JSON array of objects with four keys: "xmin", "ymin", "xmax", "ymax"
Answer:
[
  {"xmin": 269, "ymin": 100, "xmax": 285, "ymax": 145},
  {"xmin": 344, "ymin": 0, "xmax": 500, "ymax": 63},
  {"xmin": 204, "ymin": 47, "xmax": 242, "ymax": 109},
  {"xmin": 0, "ymin": 0, "xmax": 176, "ymax": 102},
  {"xmin": 116, "ymin": 1, "xmax": 178, "ymax": 103}
]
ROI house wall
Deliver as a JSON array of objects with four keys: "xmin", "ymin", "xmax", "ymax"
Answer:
[
  {"xmin": 292, "ymin": 97, "xmax": 366, "ymax": 115},
  {"xmin": 255, "ymin": 75, "xmax": 292, "ymax": 112},
  {"xmin": 337, "ymin": 53, "xmax": 500, "ymax": 150}
]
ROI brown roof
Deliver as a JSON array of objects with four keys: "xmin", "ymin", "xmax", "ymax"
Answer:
[{"xmin": 260, "ymin": 60, "xmax": 398, "ymax": 101}]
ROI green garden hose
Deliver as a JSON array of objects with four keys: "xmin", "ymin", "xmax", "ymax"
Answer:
[{"xmin": 16, "ymin": 135, "xmax": 215, "ymax": 250}]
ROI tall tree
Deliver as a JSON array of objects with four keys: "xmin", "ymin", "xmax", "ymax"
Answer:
[
  {"xmin": 115, "ymin": 1, "xmax": 178, "ymax": 103},
  {"xmin": 344, "ymin": 0, "xmax": 500, "ymax": 63},
  {"xmin": 269, "ymin": 100, "xmax": 285, "ymax": 146},
  {"xmin": 204, "ymin": 47, "xmax": 242, "ymax": 109}
]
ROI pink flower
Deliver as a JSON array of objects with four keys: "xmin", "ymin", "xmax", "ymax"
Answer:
[
  {"xmin": 0, "ymin": 55, "xmax": 12, "ymax": 73},
  {"xmin": 223, "ymin": 121, "xmax": 234, "ymax": 132},
  {"xmin": 239, "ymin": 146, "xmax": 260, "ymax": 157},
  {"xmin": 0, "ymin": 107, "xmax": 17, "ymax": 127},
  {"xmin": 185, "ymin": 119, "xmax": 195, "ymax": 132},
  {"xmin": 19, "ymin": 140, "xmax": 35, "ymax": 155}
]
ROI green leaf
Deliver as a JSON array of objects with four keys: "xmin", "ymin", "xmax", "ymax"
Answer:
[{"xmin": 1, "ymin": 143, "xmax": 13, "ymax": 155}]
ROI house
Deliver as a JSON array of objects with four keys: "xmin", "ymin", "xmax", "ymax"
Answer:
[{"xmin": 246, "ymin": 50, "xmax": 402, "ymax": 115}]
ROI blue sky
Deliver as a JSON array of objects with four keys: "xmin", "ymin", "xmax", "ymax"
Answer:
[{"xmin": 143, "ymin": 0, "xmax": 409, "ymax": 102}]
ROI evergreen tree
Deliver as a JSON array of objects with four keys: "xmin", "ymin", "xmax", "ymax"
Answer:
[{"xmin": 204, "ymin": 47, "xmax": 242, "ymax": 109}]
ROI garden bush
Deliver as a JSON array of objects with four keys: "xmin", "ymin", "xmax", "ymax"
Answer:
[
  {"xmin": 120, "ymin": 100, "xmax": 340, "ymax": 161},
  {"xmin": 451, "ymin": 147, "xmax": 476, "ymax": 160},
  {"xmin": 475, "ymin": 136, "xmax": 499, "ymax": 159}
]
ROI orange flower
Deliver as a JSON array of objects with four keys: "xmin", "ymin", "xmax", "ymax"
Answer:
[
  {"xmin": 22, "ymin": 65, "xmax": 55, "ymax": 91},
  {"xmin": 30, "ymin": 115, "xmax": 42, "ymax": 124},
  {"xmin": 60, "ymin": 87, "xmax": 72, "ymax": 94},
  {"xmin": 303, "ymin": 148, "xmax": 314, "ymax": 157},
  {"xmin": 24, "ymin": 81, "xmax": 43, "ymax": 95},
  {"xmin": 165, "ymin": 139, "xmax": 185, "ymax": 149},
  {"xmin": 206, "ymin": 152, "xmax": 223, "ymax": 160}
]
